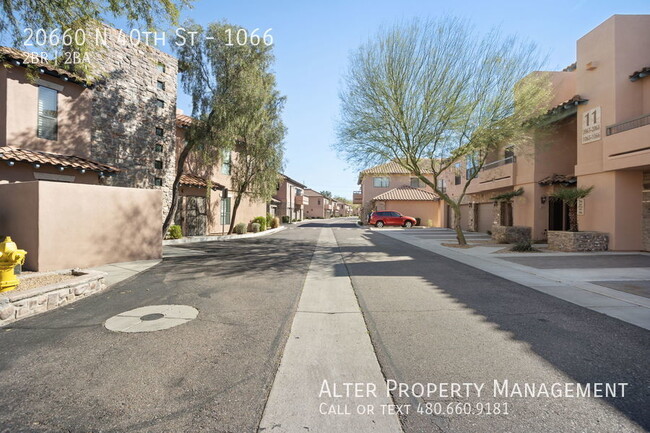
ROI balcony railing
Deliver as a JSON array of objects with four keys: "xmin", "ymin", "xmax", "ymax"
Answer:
[
  {"xmin": 606, "ymin": 113, "xmax": 650, "ymax": 136},
  {"xmin": 482, "ymin": 156, "xmax": 516, "ymax": 171},
  {"xmin": 466, "ymin": 156, "xmax": 515, "ymax": 179}
]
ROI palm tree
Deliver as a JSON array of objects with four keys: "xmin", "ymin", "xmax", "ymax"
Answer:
[{"xmin": 551, "ymin": 186, "xmax": 594, "ymax": 232}]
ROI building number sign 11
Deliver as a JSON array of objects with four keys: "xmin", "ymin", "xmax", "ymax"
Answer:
[{"xmin": 582, "ymin": 107, "xmax": 601, "ymax": 144}]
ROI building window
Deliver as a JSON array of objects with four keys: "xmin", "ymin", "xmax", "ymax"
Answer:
[
  {"xmin": 157, "ymin": 80, "xmax": 165, "ymax": 91},
  {"xmin": 410, "ymin": 177, "xmax": 422, "ymax": 188},
  {"xmin": 154, "ymin": 160, "xmax": 163, "ymax": 169},
  {"xmin": 221, "ymin": 150, "xmax": 232, "ymax": 175},
  {"xmin": 37, "ymin": 86, "xmax": 58, "ymax": 140},
  {"xmin": 373, "ymin": 177, "xmax": 389, "ymax": 188},
  {"xmin": 437, "ymin": 178, "xmax": 446, "ymax": 193},
  {"xmin": 154, "ymin": 177, "xmax": 163, "ymax": 186},
  {"xmin": 157, "ymin": 63, "xmax": 166, "ymax": 73},
  {"xmin": 155, "ymin": 127, "xmax": 164, "ymax": 137},
  {"xmin": 155, "ymin": 144, "xmax": 163, "ymax": 152},
  {"xmin": 155, "ymin": 99, "xmax": 165, "ymax": 108},
  {"xmin": 318, "ymin": 199, "xmax": 321, "ymax": 205},
  {"xmin": 455, "ymin": 173, "xmax": 461, "ymax": 185}
]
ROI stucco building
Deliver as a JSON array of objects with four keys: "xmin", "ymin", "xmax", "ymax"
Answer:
[
  {"xmin": 0, "ymin": 25, "xmax": 178, "ymax": 218},
  {"xmin": 275, "ymin": 174, "xmax": 308, "ymax": 221},
  {"xmin": 173, "ymin": 112, "xmax": 268, "ymax": 236},
  {"xmin": 356, "ymin": 160, "xmax": 443, "ymax": 225},
  {"xmin": 445, "ymin": 15, "xmax": 650, "ymax": 251}
]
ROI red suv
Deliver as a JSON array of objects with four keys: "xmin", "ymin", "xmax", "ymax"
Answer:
[{"xmin": 369, "ymin": 211, "xmax": 417, "ymax": 228}]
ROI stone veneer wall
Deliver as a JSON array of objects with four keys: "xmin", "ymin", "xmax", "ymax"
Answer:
[
  {"xmin": 643, "ymin": 171, "xmax": 650, "ymax": 251},
  {"xmin": 548, "ymin": 231, "xmax": 609, "ymax": 252},
  {"xmin": 0, "ymin": 270, "xmax": 106, "ymax": 327},
  {"xmin": 491, "ymin": 225, "xmax": 531, "ymax": 244},
  {"xmin": 87, "ymin": 25, "xmax": 178, "ymax": 220}
]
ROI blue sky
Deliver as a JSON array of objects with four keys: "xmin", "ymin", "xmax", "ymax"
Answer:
[{"xmin": 173, "ymin": 1, "xmax": 649, "ymax": 199}]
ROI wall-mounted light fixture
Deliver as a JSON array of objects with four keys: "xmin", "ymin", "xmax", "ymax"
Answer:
[
  {"xmin": 541, "ymin": 196, "xmax": 547, "ymax": 204},
  {"xmin": 7, "ymin": 161, "xmax": 15, "ymax": 166},
  {"xmin": 79, "ymin": 168, "xmax": 86, "ymax": 174},
  {"xmin": 33, "ymin": 163, "xmax": 41, "ymax": 169},
  {"xmin": 58, "ymin": 166, "xmax": 65, "ymax": 172}
]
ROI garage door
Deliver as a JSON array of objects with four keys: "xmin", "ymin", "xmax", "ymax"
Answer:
[
  {"xmin": 476, "ymin": 202, "xmax": 494, "ymax": 233},
  {"xmin": 454, "ymin": 204, "xmax": 469, "ymax": 230}
]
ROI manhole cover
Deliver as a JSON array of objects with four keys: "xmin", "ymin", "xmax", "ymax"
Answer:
[{"xmin": 104, "ymin": 305, "xmax": 198, "ymax": 333}]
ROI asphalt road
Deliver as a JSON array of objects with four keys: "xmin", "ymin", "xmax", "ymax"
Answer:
[
  {"xmin": 0, "ymin": 226, "xmax": 319, "ymax": 433},
  {"xmin": 1, "ymin": 218, "xmax": 648, "ymax": 433},
  {"xmin": 334, "ymin": 225, "xmax": 650, "ymax": 433}
]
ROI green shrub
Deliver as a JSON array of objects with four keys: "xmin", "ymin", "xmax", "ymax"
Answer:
[
  {"xmin": 281, "ymin": 215, "xmax": 291, "ymax": 223},
  {"xmin": 167, "ymin": 225, "xmax": 182, "ymax": 239},
  {"xmin": 253, "ymin": 216, "xmax": 267, "ymax": 231},
  {"xmin": 234, "ymin": 223, "xmax": 247, "ymax": 234},
  {"xmin": 266, "ymin": 213, "xmax": 274, "ymax": 228},
  {"xmin": 510, "ymin": 240, "xmax": 538, "ymax": 252},
  {"xmin": 270, "ymin": 217, "xmax": 280, "ymax": 229},
  {"xmin": 251, "ymin": 222, "xmax": 261, "ymax": 233}
]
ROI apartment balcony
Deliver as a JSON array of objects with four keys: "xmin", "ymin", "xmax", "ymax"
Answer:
[
  {"xmin": 466, "ymin": 156, "xmax": 516, "ymax": 194},
  {"xmin": 604, "ymin": 113, "xmax": 650, "ymax": 171},
  {"xmin": 353, "ymin": 190, "xmax": 362, "ymax": 204},
  {"xmin": 295, "ymin": 194, "xmax": 309, "ymax": 206}
]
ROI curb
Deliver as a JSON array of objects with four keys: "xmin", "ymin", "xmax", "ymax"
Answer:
[{"xmin": 163, "ymin": 225, "xmax": 287, "ymax": 245}]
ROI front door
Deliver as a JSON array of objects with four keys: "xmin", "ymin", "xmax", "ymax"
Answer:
[
  {"xmin": 548, "ymin": 198, "xmax": 569, "ymax": 231},
  {"xmin": 185, "ymin": 196, "xmax": 207, "ymax": 236}
]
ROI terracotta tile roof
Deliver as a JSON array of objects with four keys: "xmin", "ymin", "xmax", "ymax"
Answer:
[
  {"xmin": 629, "ymin": 67, "xmax": 650, "ymax": 82},
  {"xmin": 180, "ymin": 174, "xmax": 225, "ymax": 190},
  {"xmin": 372, "ymin": 185, "xmax": 439, "ymax": 201},
  {"xmin": 538, "ymin": 174, "xmax": 577, "ymax": 186},
  {"xmin": 546, "ymin": 95, "xmax": 588, "ymax": 115},
  {"xmin": 0, "ymin": 46, "xmax": 89, "ymax": 86},
  {"xmin": 176, "ymin": 113, "xmax": 193, "ymax": 127},
  {"xmin": 361, "ymin": 160, "xmax": 435, "ymax": 176},
  {"xmin": 0, "ymin": 146, "xmax": 119, "ymax": 173}
]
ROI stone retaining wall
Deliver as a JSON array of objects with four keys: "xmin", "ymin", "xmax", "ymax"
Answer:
[
  {"xmin": 0, "ymin": 270, "xmax": 106, "ymax": 327},
  {"xmin": 548, "ymin": 231, "xmax": 609, "ymax": 252},
  {"xmin": 491, "ymin": 225, "xmax": 531, "ymax": 244}
]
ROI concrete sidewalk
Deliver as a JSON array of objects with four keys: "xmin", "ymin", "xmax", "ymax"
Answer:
[
  {"xmin": 89, "ymin": 259, "xmax": 161, "ymax": 288},
  {"xmin": 375, "ymin": 228, "xmax": 650, "ymax": 331},
  {"xmin": 259, "ymin": 228, "xmax": 402, "ymax": 432}
]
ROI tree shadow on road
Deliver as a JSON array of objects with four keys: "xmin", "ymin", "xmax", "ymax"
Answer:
[{"xmin": 335, "ymin": 231, "xmax": 650, "ymax": 431}]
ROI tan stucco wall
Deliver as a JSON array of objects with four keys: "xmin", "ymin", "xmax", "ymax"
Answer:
[
  {"xmin": 0, "ymin": 181, "xmax": 40, "ymax": 267},
  {"xmin": 1, "ymin": 67, "xmax": 92, "ymax": 155},
  {"xmin": 305, "ymin": 193, "xmax": 327, "ymax": 218},
  {"xmin": 576, "ymin": 15, "xmax": 650, "ymax": 176},
  {"xmin": 0, "ymin": 181, "xmax": 162, "ymax": 271},
  {"xmin": 577, "ymin": 171, "xmax": 643, "ymax": 251},
  {"xmin": 375, "ymin": 200, "xmax": 442, "ymax": 226}
]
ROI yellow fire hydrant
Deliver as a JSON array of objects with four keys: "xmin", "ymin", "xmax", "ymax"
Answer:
[{"xmin": 0, "ymin": 236, "xmax": 27, "ymax": 293}]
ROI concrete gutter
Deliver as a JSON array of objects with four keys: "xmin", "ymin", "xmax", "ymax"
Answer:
[
  {"xmin": 259, "ymin": 228, "xmax": 403, "ymax": 432},
  {"xmin": 163, "ymin": 225, "xmax": 286, "ymax": 245}
]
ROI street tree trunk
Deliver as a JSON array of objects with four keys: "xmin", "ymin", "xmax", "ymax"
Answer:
[
  {"xmin": 449, "ymin": 202, "xmax": 467, "ymax": 245},
  {"xmin": 227, "ymin": 193, "xmax": 244, "ymax": 235},
  {"xmin": 162, "ymin": 143, "xmax": 194, "ymax": 237}
]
